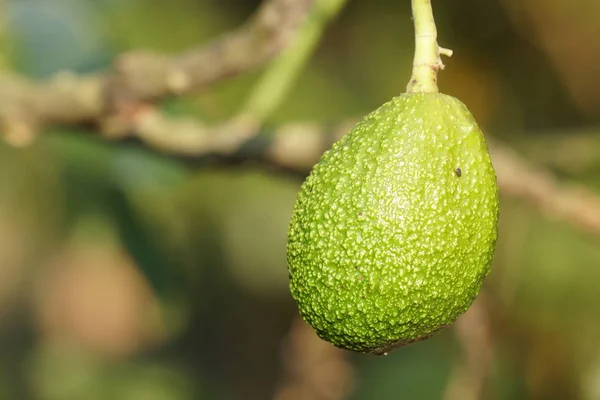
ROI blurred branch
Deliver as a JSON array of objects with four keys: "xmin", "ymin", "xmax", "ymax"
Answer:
[
  {"xmin": 106, "ymin": 0, "xmax": 314, "ymax": 104},
  {"xmin": 123, "ymin": 106, "xmax": 352, "ymax": 161},
  {"xmin": 443, "ymin": 296, "xmax": 494, "ymax": 400},
  {"xmin": 0, "ymin": 0, "xmax": 315, "ymax": 144},
  {"xmin": 273, "ymin": 316, "xmax": 354, "ymax": 400},
  {"xmin": 116, "ymin": 111, "xmax": 600, "ymax": 241},
  {"xmin": 491, "ymin": 141, "xmax": 600, "ymax": 234},
  {"xmin": 516, "ymin": 129, "xmax": 600, "ymax": 174}
]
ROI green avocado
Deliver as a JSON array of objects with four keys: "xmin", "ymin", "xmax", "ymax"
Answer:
[{"xmin": 287, "ymin": 92, "xmax": 499, "ymax": 355}]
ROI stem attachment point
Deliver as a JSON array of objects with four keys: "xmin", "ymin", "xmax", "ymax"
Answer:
[{"xmin": 406, "ymin": 0, "xmax": 452, "ymax": 93}]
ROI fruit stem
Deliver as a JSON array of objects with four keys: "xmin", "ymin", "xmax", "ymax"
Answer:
[
  {"xmin": 406, "ymin": 0, "xmax": 452, "ymax": 93},
  {"xmin": 240, "ymin": 0, "xmax": 348, "ymax": 122}
]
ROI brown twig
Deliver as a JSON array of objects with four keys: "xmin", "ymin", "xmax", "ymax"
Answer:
[
  {"xmin": 442, "ymin": 295, "xmax": 494, "ymax": 400},
  {"xmin": 0, "ymin": 0, "xmax": 314, "ymax": 143},
  {"xmin": 104, "ymin": 0, "xmax": 314, "ymax": 123},
  {"xmin": 120, "ymin": 108, "xmax": 353, "ymax": 159},
  {"xmin": 273, "ymin": 316, "xmax": 354, "ymax": 400},
  {"xmin": 516, "ymin": 129, "xmax": 600, "ymax": 174},
  {"xmin": 490, "ymin": 141, "xmax": 600, "ymax": 235}
]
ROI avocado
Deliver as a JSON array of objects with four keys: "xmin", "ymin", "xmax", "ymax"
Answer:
[{"xmin": 286, "ymin": 92, "xmax": 499, "ymax": 354}]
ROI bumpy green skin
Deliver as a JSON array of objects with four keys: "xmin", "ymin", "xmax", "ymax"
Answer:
[{"xmin": 287, "ymin": 92, "xmax": 499, "ymax": 355}]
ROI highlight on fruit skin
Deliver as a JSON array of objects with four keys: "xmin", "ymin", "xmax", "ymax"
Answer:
[{"xmin": 286, "ymin": 92, "xmax": 499, "ymax": 355}]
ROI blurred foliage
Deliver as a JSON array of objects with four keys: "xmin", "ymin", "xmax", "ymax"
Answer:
[{"xmin": 1, "ymin": 0, "xmax": 600, "ymax": 399}]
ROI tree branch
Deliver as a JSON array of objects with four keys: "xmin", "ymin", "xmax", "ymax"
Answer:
[
  {"xmin": 443, "ymin": 295, "xmax": 494, "ymax": 400},
  {"xmin": 491, "ymin": 141, "xmax": 600, "ymax": 234},
  {"xmin": 0, "ymin": 0, "xmax": 314, "ymax": 144},
  {"xmin": 105, "ymin": 0, "xmax": 314, "ymax": 115},
  {"xmin": 102, "ymin": 110, "xmax": 600, "ymax": 240}
]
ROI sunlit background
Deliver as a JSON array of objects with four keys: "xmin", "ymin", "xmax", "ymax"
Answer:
[{"xmin": 1, "ymin": 0, "xmax": 600, "ymax": 399}]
